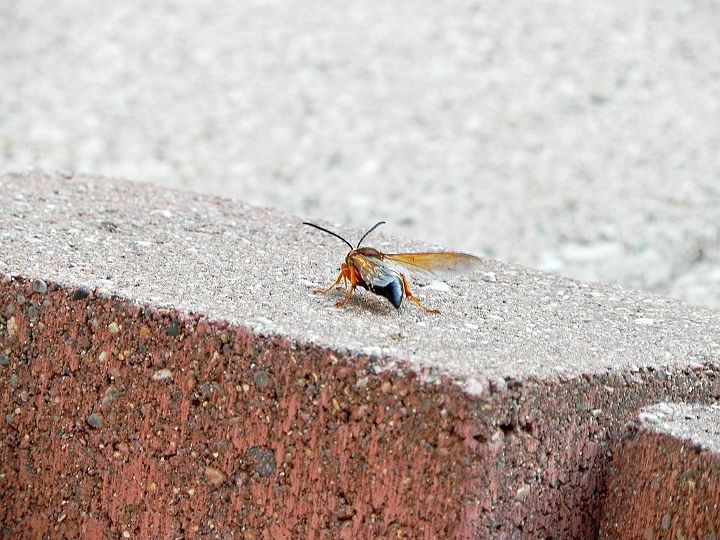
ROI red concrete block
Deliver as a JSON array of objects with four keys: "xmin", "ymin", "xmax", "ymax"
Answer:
[
  {"xmin": 600, "ymin": 402, "xmax": 720, "ymax": 540},
  {"xmin": 2, "ymin": 172, "xmax": 720, "ymax": 538}
]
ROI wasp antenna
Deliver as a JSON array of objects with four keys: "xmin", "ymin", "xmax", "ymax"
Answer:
[
  {"xmin": 303, "ymin": 222, "xmax": 354, "ymax": 250},
  {"xmin": 356, "ymin": 221, "xmax": 386, "ymax": 248}
]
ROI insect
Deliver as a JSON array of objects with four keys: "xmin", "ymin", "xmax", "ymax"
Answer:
[{"xmin": 303, "ymin": 221, "xmax": 482, "ymax": 314}]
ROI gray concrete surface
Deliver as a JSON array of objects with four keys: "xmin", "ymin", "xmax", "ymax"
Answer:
[
  {"xmin": 600, "ymin": 402, "xmax": 720, "ymax": 538},
  {"xmin": 638, "ymin": 402, "xmax": 720, "ymax": 454},
  {"xmin": 2, "ymin": 172, "xmax": 720, "ymax": 392},
  {"xmin": 2, "ymin": 1, "xmax": 720, "ymax": 309}
]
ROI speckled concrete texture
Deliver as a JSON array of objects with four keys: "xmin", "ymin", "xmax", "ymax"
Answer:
[
  {"xmin": 600, "ymin": 402, "xmax": 720, "ymax": 539},
  {"xmin": 1, "ymin": 277, "xmax": 485, "ymax": 538},
  {"xmin": 2, "ymin": 1, "xmax": 720, "ymax": 308},
  {"xmin": 2, "ymin": 172, "xmax": 720, "ymax": 538},
  {"xmin": 2, "ymin": 172, "xmax": 719, "ymax": 387}
]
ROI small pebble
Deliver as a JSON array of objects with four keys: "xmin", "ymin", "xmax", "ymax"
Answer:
[
  {"xmin": 205, "ymin": 466, "xmax": 227, "ymax": 486},
  {"xmin": 32, "ymin": 280, "xmax": 48, "ymax": 294},
  {"xmin": 0, "ymin": 353, "xmax": 8, "ymax": 366},
  {"xmin": 101, "ymin": 387, "xmax": 122, "ymax": 408},
  {"xmin": 108, "ymin": 322, "xmax": 120, "ymax": 334},
  {"xmin": 152, "ymin": 368, "xmax": 174, "ymax": 381},
  {"xmin": 87, "ymin": 412, "xmax": 103, "ymax": 429},
  {"xmin": 465, "ymin": 378, "xmax": 489, "ymax": 397},
  {"xmin": 165, "ymin": 322, "xmax": 181, "ymax": 337},
  {"xmin": 253, "ymin": 370, "xmax": 271, "ymax": 388},
  {"xmin": 72, "ymin": 286, "xmax": 91, "ymax": 300},
  {"xmin": 6, "ymin": 317, "xmax": 17, "ymax": 338},
  {"xmin": 422, "ymin": 281, "xmax": 451, "ymax": 292},
  {"xmin": 488, "ymin": 376, "xmax": 507, "ymax": 394},
  {"xmin": 515, "ymin": 484, "xmax": 530, "ymax": 501}
]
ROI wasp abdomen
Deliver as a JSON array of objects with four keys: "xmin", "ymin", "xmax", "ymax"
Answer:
[{"xmin": 373, "ymin": 279, "xmax": 404, "ymax": 309}]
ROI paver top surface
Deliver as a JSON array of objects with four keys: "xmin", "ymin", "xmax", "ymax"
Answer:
[
  {"xmin": 2, "ymin": 172, "xmax": 719, "ymax": 389},
  {"xmin": 639, "ymin": 403, "xmax": 720, "ymax": 454}
]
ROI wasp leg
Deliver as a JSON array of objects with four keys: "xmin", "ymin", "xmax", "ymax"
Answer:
[
  {"xmin": 335, "ymin": 285, "xmax": 357, "ymax": 308},
  {"xmin": 315, "ymin": 264, "xmax": 350, "ymax": 295},
  {"xmin": 335, "ymin": 264, "xmax": 360, "ymax": 308},
  {"xmin": 400, "ymin": 273, "xmax": 440, "ymax": 314}
]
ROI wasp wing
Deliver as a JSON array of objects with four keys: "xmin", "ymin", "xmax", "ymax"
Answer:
[
  {"xmin": 384, "ymin": 252, "xmax": 482, "ymax": 276},
  {"xmin": 347, "ymin": 251, "xmax": 407, "ymax": 307},
  {"xmin": 347, "ymin": 251, "xmax": 401, "ymax": 289}
]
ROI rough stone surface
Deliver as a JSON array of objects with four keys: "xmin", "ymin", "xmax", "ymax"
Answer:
[
  {"xmin": 1, "ymin": 172, "xmax": 719, "ymax": 388},
  {"xmin": 2, "ymin": 172, "xmax": 720, "ymax": 538},
  {"xmin": 600, "ymin": 402, "xmax": 720, "ymax": 539},
  {"xmin": 2, "ymin": 1, "xmax": 720, "ymax": 308}
]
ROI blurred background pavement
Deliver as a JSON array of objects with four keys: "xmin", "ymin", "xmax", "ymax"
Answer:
[{"xmin": 2, "ymin": 0, "xmax": 719, "ymax": 307}]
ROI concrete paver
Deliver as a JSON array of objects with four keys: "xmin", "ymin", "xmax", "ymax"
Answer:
[
  {"xmin": 601, "ymin": 402, "xmax": 720, "ymax": 539},
  {"xmin": 2, "ymin": 172, "xmax": 720, "ymax": 537},
  {"xmin": 1, "ymin": 172, "xmax": 719, "ymax": 387}
]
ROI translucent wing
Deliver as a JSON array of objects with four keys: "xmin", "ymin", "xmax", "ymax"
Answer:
[
  {"xmin": 348, "ymin": 251, "xmax": 401, "ymax": 289},
  {"xmin": 384, "ymin": 252, "xmax": 482, "ymax": 276}
]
